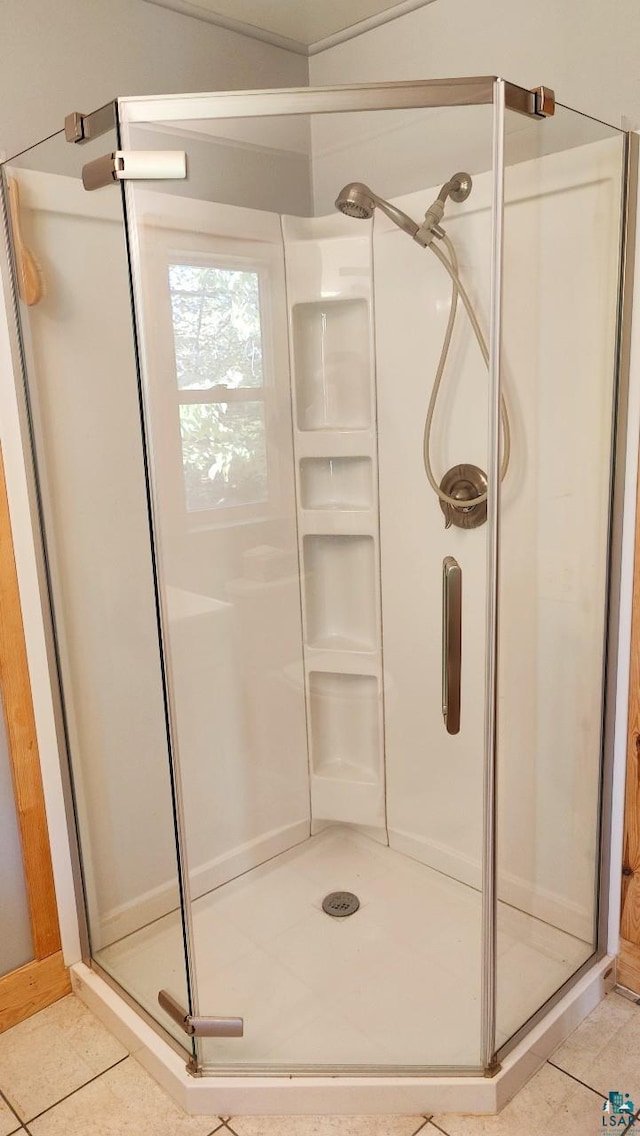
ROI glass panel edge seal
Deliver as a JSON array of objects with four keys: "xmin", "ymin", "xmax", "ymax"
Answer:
[
  {"xmin": 480, "ymin": 77, "xmax": 505, "ymax": 1074},
  {"xmin": 597, "ymin": 129, "xmax": 639, "ymax": 957},
  {"xmin": 116, "ymin": 107, "xmax": 199, "ymax": 1061}
]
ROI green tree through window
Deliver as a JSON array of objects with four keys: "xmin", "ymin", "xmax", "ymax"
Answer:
[{"xmin": 168, "ymin": 264, "xmax": 268, "ymax": 513}]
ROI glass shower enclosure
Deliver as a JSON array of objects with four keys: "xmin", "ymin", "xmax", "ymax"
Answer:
[{"xmin": 0, "ymin": 76, "xmax": 632, "ymax": 1077}]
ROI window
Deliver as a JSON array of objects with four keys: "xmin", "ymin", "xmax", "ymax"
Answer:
[{"xmin": 168, "ymin": 263, "xmax": 269, "ymax": 516}]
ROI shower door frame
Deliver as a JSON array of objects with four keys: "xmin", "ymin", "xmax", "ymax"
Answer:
[
  {"xmin": 119, "ymin": 75, "xmax": 509, "ymax": 1075},
  {"xmin": 116, "ymin": 75, "xmax": 635, "ymax": 1076}
]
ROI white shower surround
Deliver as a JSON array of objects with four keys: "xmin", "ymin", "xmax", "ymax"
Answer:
[
  {"xmin": 87, "ymin": 134, "xmax": 621, "ymax": 949},
  {"xmin": 371, "ymin": 144, "xmax": 621, "ymax": 943}
]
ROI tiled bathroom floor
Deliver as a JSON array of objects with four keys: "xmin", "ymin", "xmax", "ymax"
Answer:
[
  {"xmin": 98, "ymin": 827, "xmax": 592, "ymax": 1064},
  {"xmin": 0, "ymin": 989, "xmax": 639, "ymax": 1135}
]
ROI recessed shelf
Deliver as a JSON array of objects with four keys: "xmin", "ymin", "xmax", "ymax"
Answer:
[
  {"xmin": 300, "ymin": 457, "xmax": 372, "ymax": 511},
  {"xmin": 293, "ymin": 299, "xmax": 371, "ymax": 431},
  {"xmin": 309, "ymin": 672, "xmax": 380, "ymax": 785},
  {"xmin": 303, "ymin": 535, "xmax": 377, "ymax": 651},
  {"xmin": 304, "ymin": 645, "xmax": 379, "ymax": 676},
  {"xmin": 293, "ymin": 430, "xmax": 375, "ymax": 461}
]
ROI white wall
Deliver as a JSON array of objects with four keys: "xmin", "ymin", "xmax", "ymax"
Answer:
[
  {"xmin": 0, "ymin": 0, "xmax": 308, "ymax": 160},
  {"xmin": 309, "ymin": 0, "xmax": 640, "ymax": 129}
]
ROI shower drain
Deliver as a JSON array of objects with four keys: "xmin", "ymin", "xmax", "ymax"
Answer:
[{"xmin": 322, "ymin": 891, "xmax": 360, "ymax": 918}]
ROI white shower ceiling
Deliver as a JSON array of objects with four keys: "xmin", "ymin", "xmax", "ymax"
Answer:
[{"xmin": 143, "ymin": 0, "xmax": 436, "ymax": 54}]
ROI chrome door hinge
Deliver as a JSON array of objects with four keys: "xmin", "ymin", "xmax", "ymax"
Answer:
[
  {"xmin": 65, "ymin": 104, "xmax": 116, "ymax": 144},
  {"xmin": 530, "ymin": 85, "xmax": 555, "ymax": 118},
  {"xmin": 81, "ymin": 150, "xmax": 187, "ymax": 191},
  {"xmin": 158, "ymin": 990, "xmax": 244, "ymax": 1038}
]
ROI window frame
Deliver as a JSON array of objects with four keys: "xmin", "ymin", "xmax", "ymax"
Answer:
[{"xmin": 158, "ymin": 241, "xmax": 283, "ymax": 532}]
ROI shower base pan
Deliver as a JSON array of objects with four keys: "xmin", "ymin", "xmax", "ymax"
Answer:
[
  {"xmin": 72, "ymin": 955, "xmax": 613, "ymax": 1115},
  {"xmin": 70, "ymin": 830, "xmax": 615, "ymax": 1115},
  {"xmin": 93, "ymin": 829, "xmax": 595, "ymax": 1064}
]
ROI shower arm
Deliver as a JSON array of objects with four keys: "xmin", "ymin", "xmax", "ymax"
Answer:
[{"xmin": 415, "ymin": 174, "xmax": 473, "ymax": 247}]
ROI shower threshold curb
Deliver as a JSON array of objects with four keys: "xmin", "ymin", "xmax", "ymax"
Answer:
[{"xmin": 70, "ymin": 958, "xmax": 614, "ymax": 1116}]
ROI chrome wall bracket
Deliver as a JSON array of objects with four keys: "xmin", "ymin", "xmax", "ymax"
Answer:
[
  {"xmin": 81, "ymin": 150, "xmax": 187, "ymax": 191},
  {"xmin": 64, "ymin": 103, "xmax": 117, "ymax": 144},
  {"xmin": 530, "ymin": 86, "xmax": 556, "ymax": 118},
  {"xmin": 439, "ymin": 463, "xmax": 487, "ymax": 530},
  {"xmin": 158, "ymin": 990, "xmax": 244, "ymax": 1038}
]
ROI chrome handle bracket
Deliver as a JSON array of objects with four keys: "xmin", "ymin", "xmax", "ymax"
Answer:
[{"xmin": 158, "ymin": 990, "xmax": 244, "ymax": 1038}]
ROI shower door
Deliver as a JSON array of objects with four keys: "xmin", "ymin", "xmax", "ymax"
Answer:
[
  {"xmin": 117, "ymin": 81, "xmax": 503, "ymax": 1073},
  {"xmin": 1, "ymin": 118, "xmax": 196, "ymax": 1057},
  {"xmin": 494, "ymin": 101, "xmax": 628, "ymax": 1055}
]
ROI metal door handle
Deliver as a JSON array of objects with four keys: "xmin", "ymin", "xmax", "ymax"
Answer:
[
  {"xmin": 442, "ymin": 557, "xmax": 462, "ymax": 735},
  {"xmin": 158, "ymin": 990, "xmax": 243, "ymax": 1037}
]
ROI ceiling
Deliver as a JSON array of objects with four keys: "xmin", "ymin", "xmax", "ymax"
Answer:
[{"xmin": 143, "ymin": 0, "xmax": 435, "ymax": 54}]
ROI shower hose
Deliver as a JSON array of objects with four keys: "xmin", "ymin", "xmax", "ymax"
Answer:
[{"xmin": 424, "ymin": 231, "xmax": 511, "ymax": 510}]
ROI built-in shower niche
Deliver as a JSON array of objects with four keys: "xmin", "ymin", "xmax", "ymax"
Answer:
[
  {"xmin": 303, "ymin": 534, "xmax": 377, "ymax": 651},
  {"xmin": 309, "ymin": 671, "xmax": 384, "ymax": 825},
  {"xmin": 293, "ymin": 299, "xmax": 371, "ymax": 431},
  {"xmin": 300, "ymin": 457, "xmax": 372, "ymax": 511}
]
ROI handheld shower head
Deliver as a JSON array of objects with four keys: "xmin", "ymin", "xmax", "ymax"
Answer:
[
  {"xmin": 335, "ymin": 182, "xmax": 420, "ymax": 240},
  {"xmin": 335, "ymin": 182, "xmax": 377, "ymax": 220}
]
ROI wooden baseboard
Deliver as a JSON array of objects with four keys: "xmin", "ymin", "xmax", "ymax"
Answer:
[
  {"xmin": 618, "ymin": 938, "xmax": 640, "ymax": 995},
  {"xmin": 0, "ymin": 952, "xmax": 71, "ymax": 1033}
]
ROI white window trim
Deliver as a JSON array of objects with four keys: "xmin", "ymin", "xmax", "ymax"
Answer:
[
  {"xmin": 167, "ymin": 251, "xmax": 273, "ymax": 529},
  {"xmin": 135, "ymin": 224, "xmax": 290, "ymax": 535}
]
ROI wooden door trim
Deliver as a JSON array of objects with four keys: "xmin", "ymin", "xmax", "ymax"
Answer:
[
  {"xmin": 0, "ymin": 953, "xmax": 70, "ymax": 1033},
  {"xmin": 621, "ymin": 453, "xmax": 640, "ymax": 990},
  {"xmin": 619, "ymin": 937, "xmax": 640, "ymax": 994},
  {"xmin": 0, "ymin": 448, "xmax": 61, "ymax": 960}
]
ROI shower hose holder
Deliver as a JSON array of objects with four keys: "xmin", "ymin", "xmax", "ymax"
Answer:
[{"xmin": 439, "ymin": 463, "xmax": 487, "ymax": 529}]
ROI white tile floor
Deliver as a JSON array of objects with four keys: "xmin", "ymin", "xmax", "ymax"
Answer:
[
  {"xmin": 98, "ymin": 827, "xmax": 592, "ymax": 1066},
  {"xmin": 1, "ymin": 989, "xmax": 638, "ymax": 1136}
]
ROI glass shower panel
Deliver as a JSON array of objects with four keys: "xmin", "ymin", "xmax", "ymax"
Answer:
[
  {"xmin": 496, "ymin": 105, "xmax": 625, "ymax": 1049},
  {"xmin": 1, "ymin": 126, "xmax": 194, "ymax": 1052},
  {"xmin": 120, "ymin": 95, "xmax": 496, "ymax": 1071}
]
